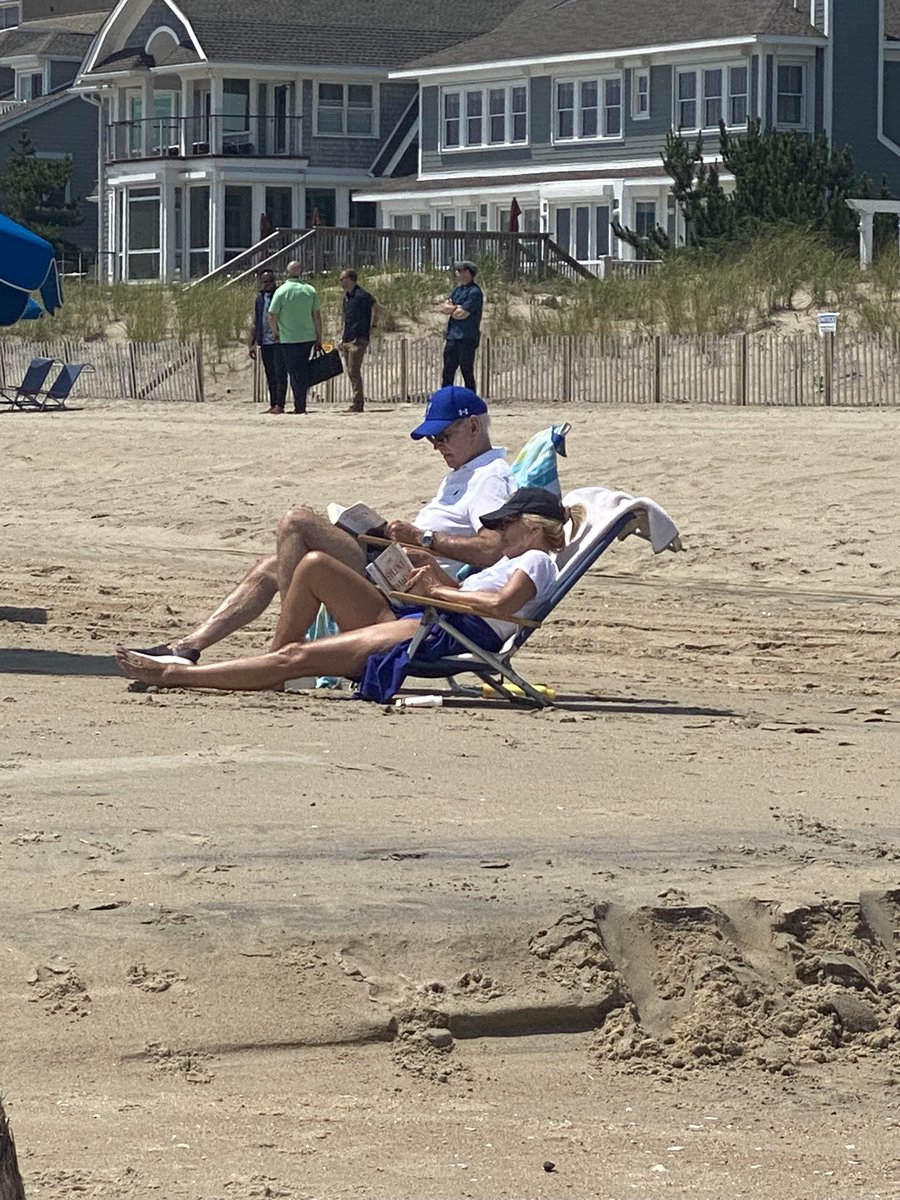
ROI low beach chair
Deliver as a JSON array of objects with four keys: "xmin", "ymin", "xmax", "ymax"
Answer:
[
  {"xmin": 0, "ymin": 356, "xmax": 55, "ymax": 410},
  {"xmin": 32, "ymin": 361, "xmax": 92, "ymax": 411},
  {"xmin": 390, "ymin": 486, "xmax": 682, "ymax": 707}
]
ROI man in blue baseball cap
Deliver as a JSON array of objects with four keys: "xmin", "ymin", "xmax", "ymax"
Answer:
[{"xmin": 129, "ymin": 386, "xmax": 515, "ymax": 665}]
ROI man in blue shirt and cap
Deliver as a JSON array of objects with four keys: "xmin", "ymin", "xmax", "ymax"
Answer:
[{"xmin": 440, "ymin": 261, "xmax": 483, "ymax": 392}]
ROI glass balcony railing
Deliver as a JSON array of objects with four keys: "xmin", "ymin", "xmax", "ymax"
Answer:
[{"xmin": 104, "ymin": 114, "xmax": 303, "ymax": 162}]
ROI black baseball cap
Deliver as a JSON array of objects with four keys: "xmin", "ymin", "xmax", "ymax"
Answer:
[{"xmin": 480, "ymin": 487, "xmax": 566, "ymax": 528}]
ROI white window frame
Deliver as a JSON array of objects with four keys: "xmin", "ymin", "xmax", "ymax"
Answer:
[
  {"xmin": 632, "ymin": 70, "xmax": 650, "ymax": 121},
  {"xmin": 314, "ymin": 81, "xmax": 376, "ymax": 138},
  {"xmin": 775, "ymin": 59, "xmax": 806, "ymax": 127},
  {"xmin": 674, "ymin": 62, "xmax": 751, "ymax": 132},
  {"xmin": 553, "ymin": 73, "xmax": 623, "ymax": 143},
  {"xmin": 439, "ymin": 82, "xmax": 528, "ymax": 150}
]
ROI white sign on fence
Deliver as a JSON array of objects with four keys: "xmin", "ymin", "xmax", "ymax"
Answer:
[{"xmin": 818, "ymin": 312, "xmax": 839, "ymax": 337}]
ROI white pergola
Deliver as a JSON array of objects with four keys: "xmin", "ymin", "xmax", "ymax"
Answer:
[{"xmin": 845, "ymin": 198, "xmax": 900, "ymax": 269}]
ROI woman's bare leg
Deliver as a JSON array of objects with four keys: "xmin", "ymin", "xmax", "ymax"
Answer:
[
  {"xmin": 269, "ymin": 551, "xmax": 395, "ymax": 651},
  {"xmin": 117, "ymin": 618, "xmax": 421, "ymax": 691}
]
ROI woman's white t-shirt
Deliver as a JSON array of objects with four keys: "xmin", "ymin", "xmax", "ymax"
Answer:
[{"xmin": 459, "ymin": 549, "xmax": 558, "ymax": 640}]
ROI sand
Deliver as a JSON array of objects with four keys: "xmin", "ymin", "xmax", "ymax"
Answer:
[{"xmin": 1, "ymin": 394, "xmax": 900, "ymax": 1199}]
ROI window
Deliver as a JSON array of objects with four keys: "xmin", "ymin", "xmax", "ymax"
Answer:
[
  {"xmin": 635, "ymin": 201, "xmax": 657, "ymax": 237},
  {"xmin": 316, "ymin": 82, "xmax": 374, "ymax": 136},
  {"xmin": 441, "ymin": 83, "xmax": 528, "ymax": 149},
  {"xmin": 16, "ymin": 70, "xmax": 43, "ymax": 101},
  {"xmin": 676, "ymin": 64, "xmax": 750, "ymax": 130},
  {"xmin": 554, "ymin": 73, "xmax": 623, "ymax": 141},
  {"xmin": 776, "ymin": 63, "xmax": 804, "ymax": 125},
  {"xmin": 633, "ymin": 70, "xmax": 650, "ymax": 120},
  {"xmin": 392, "ymin": 214, "xmax": 414, "ymax": 229},
  {"xmin": 127, "ymin": 91, "xmax": 178, "ymax": 155},
  {"xmin": 729, "ymin": 65, "xmax": 748, "ymax": 126},
  {"xmin": 466, "ymin": 90, "xmax": 483, "ymax": 145},
  {"xmin": 0, "ymin": 3, "xmax": 19, "ymax": 28},
  {"xmin": 443, "ymin": 91, "xmax": 460, "ymax": 147},
  {"xmin": 127, "ymin": 186, "xmax": 160, "ymax": 280}
]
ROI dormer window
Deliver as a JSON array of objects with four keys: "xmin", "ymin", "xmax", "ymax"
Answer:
[
  {"xmin": 0, "ymin": 2, "xmax": 18, "ymax": 28},
  {"xmin": 16, "ymin": 71, "xmax": 43, "ymax": 101}
]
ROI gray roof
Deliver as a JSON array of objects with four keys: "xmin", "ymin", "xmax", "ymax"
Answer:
[
  {"xmin": 0, "ymin": 9, "xmax": 108, "ymax": 57},
  {"xmin": 405, "ymin": 0, "xmax": 825, "ymax": 71},
  {"xmin": 173, "ymin": 0, "xmax": 523, "ymax": 67},
  {"xmin": 0, "ymin": 88, "xmax": 83, "ymax": 126}
]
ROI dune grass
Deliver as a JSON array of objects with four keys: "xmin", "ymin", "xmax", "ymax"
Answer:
[{"xmin": 1, "ymin": 228, "xmax": 894, "ymax": 351}]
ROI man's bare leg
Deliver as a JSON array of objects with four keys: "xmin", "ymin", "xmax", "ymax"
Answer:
[
  {"xmin": 169, "ymin": 554, "xmax": 279, "ymax": 657},
  {"xmin": 275, "ymin": 507, "xmax": 366, "ymax": 599}
]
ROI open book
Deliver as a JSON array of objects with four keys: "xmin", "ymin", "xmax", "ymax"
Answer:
[
  {"xmin": 327, "ymin": 501, "xmax": 387, "ymax": 538},
  {"xmin": 365, "ymin": 542, "xmax": 415, "ymax": 594}
]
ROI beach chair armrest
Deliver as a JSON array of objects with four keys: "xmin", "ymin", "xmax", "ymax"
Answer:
[
  {"xmin": 388, "ymin": 591, "xmax": 541, "ymax": 629},
  {"xmin": 359, "ymin": 534, "xmax": 436, "ymax": 556}
]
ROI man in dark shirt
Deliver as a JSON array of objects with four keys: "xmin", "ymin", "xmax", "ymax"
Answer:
[
  {"xmin": 339, "ymin": 268, "xmax": 379, "ymax": 413},
  {"xmin": 248, "ymin": 270, "xmax": 287, "ymax": 413},
  {"xmin": 440, "ymin": 260, "xmax": 484, "ymax": 392}
]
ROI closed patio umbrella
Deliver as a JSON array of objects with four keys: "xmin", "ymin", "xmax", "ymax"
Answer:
[{"xmin": 0, "ymin": 212, "xmax": 63, "ymax": 326}]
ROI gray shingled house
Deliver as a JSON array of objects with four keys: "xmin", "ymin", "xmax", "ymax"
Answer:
[
  {"xmin": 73, "ymin": 0, "xmax": 522, "ymax": 280},
  {"xmin": 0, "ymin": 0, "xmax": 110, "ymax": 260},
  {"xmin": 355, "ymin": 0, "xmax": 900, "ymax": 269}
]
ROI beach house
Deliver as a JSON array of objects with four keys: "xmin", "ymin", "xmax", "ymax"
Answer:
[{"xmin": 355, "ymin": 0, "xmax": 900, "ymax": 270}]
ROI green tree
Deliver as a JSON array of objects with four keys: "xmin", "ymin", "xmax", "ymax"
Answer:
[
  {"xmin": 0, "ymin": 130, "xmax": 82, "ymax": 251},
  {"xmin": 614, "ymin": 118, "xmax": 882, "ymax": 255}
]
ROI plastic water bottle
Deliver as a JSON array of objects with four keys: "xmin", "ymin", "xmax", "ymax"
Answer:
[{"xmin": 393, "ymin": 695, "xmax": 443, "ymax": 708}]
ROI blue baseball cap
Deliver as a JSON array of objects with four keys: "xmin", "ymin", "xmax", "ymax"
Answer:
[{"xmin": 410, "ymin": 385, "xmax": 488, "ymax": 440}]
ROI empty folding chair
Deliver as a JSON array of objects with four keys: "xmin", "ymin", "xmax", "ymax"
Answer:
[
  {"xmin": 35, "ymin": 361, "xmax": 92, "ymax": 411},
  {"xmin": 0, "ymin": 356, "xmax": 55, "ymax": 410}
]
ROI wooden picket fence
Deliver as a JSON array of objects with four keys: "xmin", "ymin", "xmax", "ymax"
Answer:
[
  {"xmin": 254, "ymin": 330, "xmax": 900, "ymax": 409},
  {"xmin": 4, "ymin": 330, "xmax": 898, "ymax": 408},
  {"xmin": 0, "ymin": 339, "xmax": 204, "ymax": 402}
]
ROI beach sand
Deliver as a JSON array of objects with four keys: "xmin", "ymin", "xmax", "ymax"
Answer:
[{"xmin": 1, "ymin": 395, "xmax": 899, "ymax": 1199}]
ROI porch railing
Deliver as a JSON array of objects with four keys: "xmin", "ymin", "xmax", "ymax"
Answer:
[
  {"xmin": 104, "ymin": 114, "xmax": 304, "ymax": 162},
  {"xmin": 192, "ymin": 226, "xmax": 598, "ymax": 286}
]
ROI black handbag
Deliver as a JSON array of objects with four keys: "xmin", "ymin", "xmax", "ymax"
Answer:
[{"xmin": 307, "ymin": 345, "xmax": 344, "ymax": 386}]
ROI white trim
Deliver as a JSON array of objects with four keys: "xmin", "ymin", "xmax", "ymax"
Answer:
[
  {"xmin": 353, "ymin": 172, "xmax": 672, "ymax": 204},
  {"xmin": 390, "ymin": 34, "xmax": 826, "ymax": 80},
  {"xmin": 374, "ymin": 109, "xmax": 418, "ymax": 176},
  {"xmin": 144, "ymin": 24, "xmax": 180, "ymax": 55},
  {"xmin": 415, "ymin": 154, "xmax": 664, "ymax": 182}
]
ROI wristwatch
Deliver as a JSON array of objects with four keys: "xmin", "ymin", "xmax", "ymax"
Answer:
[{"xmin": 421, "ymin": 530, "xmax": 436, "ymax": 549}]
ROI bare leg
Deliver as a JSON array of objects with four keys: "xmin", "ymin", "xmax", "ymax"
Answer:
[
  {"xmin": 269, "ymin": 551, "xmax": 395, "ymax": 651},
  {"xmin": 275, "ymin": 507, "xmax": 366, "ymax": 599},
  {"xmin": 117, "ymin": 618, "xmax": 422, "ymax": 691},
  {"xmin": 172, "ymin": 555, "xmax": 279, "ymax": 657}
]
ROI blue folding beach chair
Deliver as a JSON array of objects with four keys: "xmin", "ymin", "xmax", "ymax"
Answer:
[
  {"xmin": 0, "ymin": 356, "xmax": 55, "ymax": 410},
  {"xmin": 33, "ymin": 361, "xmax": 91, "ymax": 411},
  {"xmin": 392, "ymin": 486, "xmax": 682, "ymax": 707}
]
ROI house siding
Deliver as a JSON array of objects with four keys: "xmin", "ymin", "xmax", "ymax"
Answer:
[
  {"xmin": 0, "ymin": 94, "xmax": 98, "ymax": 253},
  {"xmin": 50, "ymin": 59, "xmax": 78, "ymax": 90},
  {"xmin": 831, "ymin": 0, "xmax": 900, "ymax": 189},
  {"xmin": 764, "ymin": 54, "xmax": 774, "ymax": 126},
  {"xmin": 301, "ymin": 78, "xmax": 410, "ymax": 170},
  {"xmin": 130, "ymin": 0, "xmax": 190, "ymax": 49},
  {"xmin": 814, "ymin": 47, "xmax": 824, "ymax": 134},
  {"xmin": 421, "ymin": 69, "xmax": 668, "ymax": 173}
]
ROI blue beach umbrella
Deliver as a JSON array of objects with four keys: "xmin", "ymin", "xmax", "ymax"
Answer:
[{"xmin": 0, "ymin": 212, "xmax": 63, "ymax": 326}]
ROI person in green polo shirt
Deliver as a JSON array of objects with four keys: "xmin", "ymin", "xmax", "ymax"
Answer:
[{"xmin": 267, "ymin": 261, "xmax": 323, "ymax": 415}]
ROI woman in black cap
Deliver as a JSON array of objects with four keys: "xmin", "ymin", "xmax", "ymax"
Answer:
[{"xmin": 115, "ymin": 488, "xmax": 583, "ymax": 701}]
